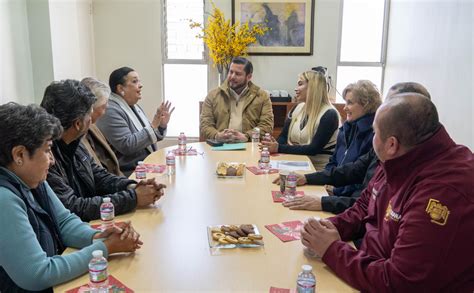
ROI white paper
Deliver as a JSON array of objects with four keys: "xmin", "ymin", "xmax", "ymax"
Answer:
[{"xmin": 270, "ymin": 160, "xmax": 312, "ymax": 171}]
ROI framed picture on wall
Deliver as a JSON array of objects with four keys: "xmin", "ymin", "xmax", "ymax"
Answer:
[{"xmin": 232, "ymin": 0, "xmax": 314, "ymax": 55}]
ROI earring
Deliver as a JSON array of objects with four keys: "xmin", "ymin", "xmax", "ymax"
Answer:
[
  {"xmin": 16, "ymin": 160, "xmax": 23, "ymax": 165},
  {"xmin": 121, "ymin": 91, "xmax": 125, "ymax": 96}
]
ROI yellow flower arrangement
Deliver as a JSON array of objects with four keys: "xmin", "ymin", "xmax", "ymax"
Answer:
[{"xmin": 190, "ymin": 4, "xmax": 268, "ymax": 75}]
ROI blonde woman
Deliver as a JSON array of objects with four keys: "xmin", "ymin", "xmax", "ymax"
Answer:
[{"xmin": 262, "ymin": 71, "xmax": 339, "ymax": 169}]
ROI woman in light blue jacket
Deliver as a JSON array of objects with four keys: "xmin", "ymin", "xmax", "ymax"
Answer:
[{"xmin": 0, "ymin": 103, "xmax": 141, "ymax": 292}]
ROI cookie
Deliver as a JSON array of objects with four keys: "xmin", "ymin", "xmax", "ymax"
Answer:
[
  {"xmin": 235, "ymin": 228, "xmax": 246, "ymax": 237},
  {"xmin": 225, "ymin": 235, "xmax": 239, "ymax": 244},
  {"xmin": 248, "ymin": 233, "xmax": 263, "ymax": 240},
  {"xmin": 212, "ymin": 232, "xmax": 226, "ymax": 241},
  {"xmin": 228, "ymin": 231, "xmax": 240, "ymax": 239},
  {"xmin": 240, "ymin": 224, "xmax": 255, "ymax": 235},
  {"xmin": 221, "ymin": 225, "xmax": 232, "ymax": 233},
  {"xmin": 238, "ymin": 237, "xmax": 253, "ymax": 244}
]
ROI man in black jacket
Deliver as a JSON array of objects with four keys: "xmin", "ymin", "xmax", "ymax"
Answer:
[
  {"xmin": 276, "ymin": 82, "xmax": 431, "ymax": 214},
  {"xmin": 41, "ymin": 80, "xmax": 164, "ymax": 222}
]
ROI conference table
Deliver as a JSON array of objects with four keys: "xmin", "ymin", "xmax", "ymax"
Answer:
[{"xmin": 56, "ymin": 142, "xmax": 356, "ymax": 292}]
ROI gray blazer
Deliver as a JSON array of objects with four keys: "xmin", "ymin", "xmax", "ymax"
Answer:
[{"xmin": 97, "ymin": 94, "xmax": 166, "ymax": 176}]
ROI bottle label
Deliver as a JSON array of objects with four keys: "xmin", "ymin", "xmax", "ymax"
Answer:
[
  {"xmin": 89, "ymin": 267, "xmax": 108, "ymax": 283},
  {"xmin": 100, "ymin": 206, "xmax": 114, "ymax": 221},
  {"xmin": 261, "ymin": 155, "xmax": 270, "ymax": 163},
  {"xmin": 297, "ymin": 279, "xmax": 316, "ymax": 293},
  {"xmin": 166, "ymin": 157, "xmax": 176, "ymax": 165}
]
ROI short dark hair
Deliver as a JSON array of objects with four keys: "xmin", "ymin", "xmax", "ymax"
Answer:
[
  {"xmin": 109, "ymin": 67, "xmax": 135, "ymax": 94},
  {"xmin": 41, "ymin": 79, "xmax": 96, "ymax": 130},
  {"xmin": 388, "ymin": 82, "xmax": 431, "ymax": 100},
  {"xmin": 0, "ymin": 103, "xmax": 62, "ymax": 166},
  {"xmin": 231, "ymin": 57, "xmax": 253, "ymax": 75},
  {"xmin": 378, "ymin": 93, "xmax": 440, "ymax": 147}
]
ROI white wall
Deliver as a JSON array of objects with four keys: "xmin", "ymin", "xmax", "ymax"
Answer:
[
  {"xmin": 26, "ymin": 0, "xmax": 54, "ymax": 102},
  {"xmin": 384, "ymin": 0, "xmax": 473, "ymax": 149},
  {"xmin": 49, "ymin": 0, "xmax": 95, "ymax": 80},
  {"xmin": 0, "ymin": 0, "xmax": 35, "ymax": 104},
  {"xmin": 92, "ymin": 0, "xmax": 163, "ymax": 120}
]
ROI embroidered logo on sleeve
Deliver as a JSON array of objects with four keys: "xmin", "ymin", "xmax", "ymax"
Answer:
[
  {"xmin": 384, "ymin": 201, "xmax": 401, "ymax": 222},
  {"xmin": 426, "ymin": 198, "xmax": 450, "ymax": 226}
]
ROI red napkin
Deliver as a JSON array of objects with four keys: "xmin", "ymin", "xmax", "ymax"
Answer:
[
  {"xmin": 172, "ymin": 148, "xmax": 198, "ymax": 156},
  {"xmin": 269, "ymin": 287, "xmax": 296, "ymax": 293},
  {"xmin": 90, "ymin": 221, "xmax": 125, "ymax": 231},
  {"xmin": 247, "ymin": 166, "xmax": 279, "ymax": 175},
  {"xmin": 66, "ymin": 275, "xmax": 133, "ymax": 293},
  {"xmin": 265, "ymin": 220, "xmax": 304, "ymax": 242},
  {"xmin": 143, "ymin": 164, "xmax": 166, "ymax": 173},
  {"xmin": 271, "ymin": 191, "xmax": 305, "ymax": 203}
]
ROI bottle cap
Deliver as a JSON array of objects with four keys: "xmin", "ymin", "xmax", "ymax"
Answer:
[
  {"xmin": 279, "ymin": 169, "xmax": 290, "ymax": 176},
  {"xmin": 92, "ymin": 250, "xmax": 103, "ymax": 258},
  {"xmin": 302, "ymin": 264, "xmax": 313, "ymax": 272},
  {"xmin": 103, "ymin": 197, "xmax": 111, "ymax": 203}
]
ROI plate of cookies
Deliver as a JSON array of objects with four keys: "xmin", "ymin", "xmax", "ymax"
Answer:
[
  {"xmin": 207, "ymin": 224, "xmax": 264, "ymax": 248},
  {"xmin": 216, "ymin": 162, "xmax": 246, "ymax": 178}
]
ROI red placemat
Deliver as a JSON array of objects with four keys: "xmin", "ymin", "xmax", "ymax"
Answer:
[
  {"xmin": 247, "ymin": 166, "xmax": 279, "ymax": 175},
  {"xmin": 265, "ymin": 220, "xmax": 304, "ymax": 242},
  {"xmin": 172, "ymin": 148, "xmax": 198, "ymax": 156},
  {"xmin": 269, "ymin": 287, "xmax": 296, "ymax": 293},
  {"xmin": 66, "ymin": 275, "xmax": 133, "ymax": 293},
  {"xmin": 271, "ymin": 191, "xmax": 305, "ymax": 203},
  {"xmin": 143, "ymin": 164, "xmax": 166, "ymax": 173}
]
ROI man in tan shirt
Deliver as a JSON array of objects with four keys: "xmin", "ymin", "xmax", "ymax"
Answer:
[{"xmin": 200, "ymin": 57, "xmax": 274, "ymax": 142}]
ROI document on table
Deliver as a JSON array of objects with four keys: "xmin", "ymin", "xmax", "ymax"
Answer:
[
  {"xmin": 211, "ymin": 143, "xmax": 247, "ymax": 151},
  {"xmin": 270, "ymin": 160, "xmax": 312, "ymax": 171}
]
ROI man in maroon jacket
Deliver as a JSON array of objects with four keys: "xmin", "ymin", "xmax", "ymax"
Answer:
[{"xmin": 301, "ymin": 93, "xmax": 474, "ymax": 292}]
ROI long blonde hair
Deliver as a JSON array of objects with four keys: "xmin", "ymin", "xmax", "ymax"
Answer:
[{"xmin": 298, "ymin": 70, "xmax": 336, "ymax": 136}]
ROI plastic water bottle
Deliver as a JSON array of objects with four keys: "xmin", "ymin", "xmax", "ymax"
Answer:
[
  {"xmin": 178, "ymin": 132, "xmax": 187, "ymax": 154},
  {"xmin": 285, "ymin": 171, "xmax": 297, "ymax": 200},
  {"xmin": 263, "ymin": 132, "xmax": 272, "ymax": 142},
  {"xmin": 166, "ymin": 151, "xmax": 176, "ymax": 175},
  {"xmin": 296, "ymin": 265, "xmax": 316, "ymax": 293},
  {"xmin": 135, "ymin": 161, "xmax": 147, "ymax": 180},
  {"xmin": 251, "ymin": 127, "xmax": 260, "ymax": 143},
  {"xmin": 100, "ymin": 197, "xmax": 114, "ymax": 231},
  {"xmin": 88, "ymin": 250, "xmax": 109, "ymax": 292},
  {"xmin": 259, "ymin": 147, "xmax": 270, "ymax": 171}
]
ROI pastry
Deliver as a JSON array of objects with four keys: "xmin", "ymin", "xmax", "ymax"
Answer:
[
  {"xmin": 225, "ymin": 235, "xmax": 239, "ymax": 244},
  {"xmin": 248, "ymin": 233, "xmax": 263, "ymax": 240},
  {"xmin": 229, "ymin": 225, "xmax": 239, "ymax": 231},
  {"xmin": 228, "ymin": 231, "xmax": 240, "ymax": 239},
  {"xmin": 212, "ymin": 232, "xmax": 225, "ymax": 240},
  {"xmin": 236, "ymin": 164, "xmax": 245, "ymax": 176},
  {"xmin": 238, "ymin": 237, "xmax": 253, "ymax": 244},
  {"xmin": 221, "ymin": 225, "xmax": 232, "ymax": 232},
  {"xmin": 235, "ymin": 228, "xmax": 246, "ymax": 237},
  {"xmin": 218, "ymin": 237, "xmax": 230, "ymax": 244},
  {"xmin": 211, "ymin": 227, "xmax": 222, "ymax": 233},
  {"xmin": 240, "ymin": 224, "xmax": 255, "ymax": 235}
]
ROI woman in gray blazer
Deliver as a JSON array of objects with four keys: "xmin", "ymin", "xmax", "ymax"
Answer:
[{"xmin": 97, "ymin": 67, "xmax": 174, "ymax": 176}]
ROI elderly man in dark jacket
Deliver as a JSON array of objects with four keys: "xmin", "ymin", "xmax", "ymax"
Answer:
[{"xmin": 41, "ymin": 80, "xmax": 165, "ymax": 222}]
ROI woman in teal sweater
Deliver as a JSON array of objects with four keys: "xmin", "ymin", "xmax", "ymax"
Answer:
[{"xmin": 0, "ymin": 103, "xmax": 142, "ymax": 292}]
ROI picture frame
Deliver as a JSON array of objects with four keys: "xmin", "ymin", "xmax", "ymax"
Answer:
[{"xmin": 232, "ymin": 0, "xmax": 314, "ymax": 55}]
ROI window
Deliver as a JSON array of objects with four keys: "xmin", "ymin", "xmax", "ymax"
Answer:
[
  {"xmin": 163, "ymin": 0, "xmax": 207, "ymax": 137},
  {"xmin": 335, "ymin": 0, "xmax": 390, "ymax": 102}
]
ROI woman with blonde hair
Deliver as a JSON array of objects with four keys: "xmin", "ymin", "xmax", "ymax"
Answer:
[{"xmin": 262, "ymin": 70, "xmax": 339, "ymax": 169}]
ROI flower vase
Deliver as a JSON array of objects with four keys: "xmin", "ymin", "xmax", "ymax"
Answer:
[{"xmin": 217, "ymin": 64, "xmax": 229, "ymax": 85}]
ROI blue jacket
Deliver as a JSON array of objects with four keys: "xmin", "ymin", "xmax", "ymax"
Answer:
[{"xmin": 325, "ymin": 113, "xmax": 375, "ymax": 198}]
